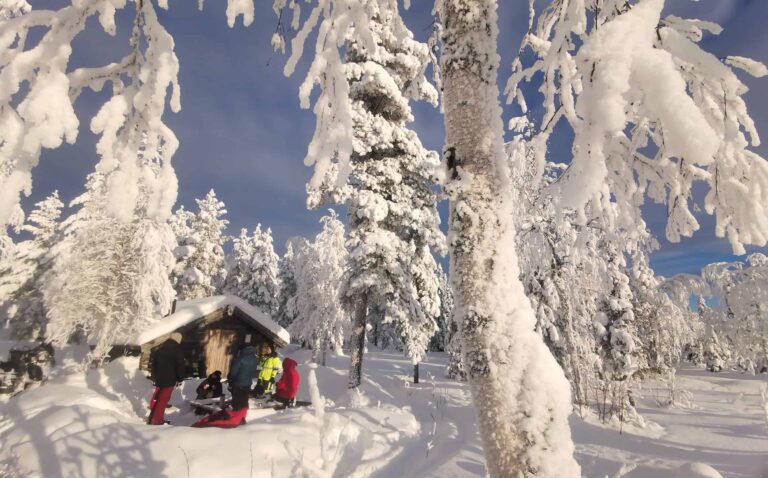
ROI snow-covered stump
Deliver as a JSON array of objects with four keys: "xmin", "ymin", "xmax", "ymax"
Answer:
[{"xmin": 438, "ymin": 1, "xmax": 580, "ymax": 476}]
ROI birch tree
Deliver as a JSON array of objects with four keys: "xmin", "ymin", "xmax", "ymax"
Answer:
[{"xmin": 44, "ymin": 172, "xmax": 176, "ymax": 362}]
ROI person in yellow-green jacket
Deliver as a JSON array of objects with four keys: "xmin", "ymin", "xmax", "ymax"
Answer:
[{"xmin": 253, "ymin": 343, "xmax": 281, "ymax": 398}]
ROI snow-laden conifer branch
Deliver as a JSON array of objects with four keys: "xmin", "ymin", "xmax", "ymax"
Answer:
[
  {"xmin": 268, "ymin": 0, "xmax": 437, "ymax": 193},
  {"xmin": 508, "ymin": 0, "xmax": 768, "ymax": 253}
]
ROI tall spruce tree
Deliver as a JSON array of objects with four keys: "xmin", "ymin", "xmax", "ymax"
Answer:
[
  {"xmin": 178, "ymin": 190, "xmax": 228, "ymax": 300},
  {"xmin": 305, "ymin": 5, "xmax": 444, "ymax": 388},
  {"xmin": 276, "ymin": 241, "xmax": 299, "ymax": 328},
  {"xmin": 290, "ymin": 211, "xmax": 348, "ymax": 365},
  {"xmin": 169, "ymin": 205, "xmax": 195, "ymax": 294},
  {"xmin": 224, "ymin": 224, "xmax": 280, "ymax": 314}
]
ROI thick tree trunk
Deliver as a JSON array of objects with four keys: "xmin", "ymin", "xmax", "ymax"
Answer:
[
  {"xmin": 439, "ymin": 1, "xmax": 580, "ymax": 476},
  {"xmin": 348, "ymin": 292, "xmax": 369, "ymax": 388}
]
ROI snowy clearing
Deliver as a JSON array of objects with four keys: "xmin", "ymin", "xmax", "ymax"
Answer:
[{"xmin": 0, "ymin": 348, "xmax": 766, "ymax": 478}]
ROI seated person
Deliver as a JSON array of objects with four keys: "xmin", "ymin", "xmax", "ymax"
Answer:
[
  {"xmin": 195, "ymin": 371, "xmax": 223, "ymax": 400},
  {"xmin": 270, "ymin": 358, "xmax": 299, "ymax": 407}
]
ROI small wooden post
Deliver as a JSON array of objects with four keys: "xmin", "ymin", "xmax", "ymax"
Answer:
[{"xmin": 413, "ymin": 363, "xmax": 419, "ymax": 384}]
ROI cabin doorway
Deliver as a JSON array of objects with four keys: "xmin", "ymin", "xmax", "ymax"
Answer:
[{"xmin": 204, "ymin": 329, "xmax": 237, "ymax": 377}]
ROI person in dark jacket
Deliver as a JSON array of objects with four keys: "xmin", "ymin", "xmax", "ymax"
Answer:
[
  {"xmin": 195, "ymin": 371, "xmax": 223, "ymax": 400},
  {"xmin": 194, "ymin": 345, "xmax": 257, "ymax": 428},
  {"xmin": 271, "ymin": 357, "xmax": 299, "ymax": 407},
  {"xmin": 148, "ymin": 332, "xmax": 185, "ymax": 425},
  {"xmin": 193, "ymin": 370, "xmax": 224, "ymax": 415},
  {"xmin": 227, "ymin": 344, "xmax": 258, "ymax": 412}
]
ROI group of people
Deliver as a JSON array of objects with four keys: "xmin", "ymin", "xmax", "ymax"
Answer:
[{"xmin": 147, "ymin": 333, "xmax": 300, "ymax": 428}]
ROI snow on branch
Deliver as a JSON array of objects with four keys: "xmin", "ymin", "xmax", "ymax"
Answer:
[
  {"xmin": 508, "ymin": 0, "xmax": 768, "ymax": 254},
  {"xmin": 0, "ymin": 0, "xmax": 181, "ymax": 230}
]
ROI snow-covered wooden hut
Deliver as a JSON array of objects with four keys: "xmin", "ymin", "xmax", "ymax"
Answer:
[{"xmin": 125, "ymin": 295, "xmax": 289, "ymax": 379}]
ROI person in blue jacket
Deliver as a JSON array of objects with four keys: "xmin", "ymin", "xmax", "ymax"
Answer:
[{"xmin": 227, "ymin": 344, "xmax": 258, "ymax": 411}]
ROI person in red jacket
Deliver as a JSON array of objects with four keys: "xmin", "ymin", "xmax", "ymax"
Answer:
[{"xmin": 272, "ymin": 358, "xmax": 299, "ymax": 407}]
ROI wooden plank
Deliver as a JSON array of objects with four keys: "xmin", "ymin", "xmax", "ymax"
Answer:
[{"xmin": 204, "ymin": 329, "xmax": 237, "ymax": 377}]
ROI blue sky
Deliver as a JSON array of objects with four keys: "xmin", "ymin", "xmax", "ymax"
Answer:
[{"xmin": 20, "ymin": 0, "xmax": 768, "ymax": 278}]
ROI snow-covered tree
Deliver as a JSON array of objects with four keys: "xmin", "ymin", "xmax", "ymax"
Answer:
[
  {"xmin": 290, "ymin": 211, "xmax": 348, "ymax": 365},
  {"xmin": 509, "ymin": 128, "xmax": 603, "ymax": 405},
  {"xmin": 224, "ymin": 228, "xmax": 255, "ymax": 298},
  {"xmin": 630, "ymin": 249, "xmax": 693, "ymax": 376},
  {"xmin": 368, "ymin": 302, "xmax": 398, "ymax": 350},
  {"xmin": 430, "ymin": 263, "xmax": 452, "ymax": 352},
  {"xmin": 703, "ymin": 326, "xmax": 730, "ymax": 372},
  {"xmin": 2, "ymin": 0, "xmax": 180, "ymax": 362},
  {"xmin": 433, "ymin": 263, "xmax": 464, "ymax": 380},
  {"xmin": 421, "ymin": 1, "xmax": 583, "ymax": 474},
  {"xmin": 275, "ymin": 242, "xmax": 297, "ymax": 327},
  {"xmin": 224, "ymin": 224, "xmax": 280, "ymax": 315},
  {"xmin": 594, "ymin": 245, "xmax": 638, "ymax": 382},
  {"xmin": 276, "ymin": 238, "xmax": 308, "ymax": 328},
  {"xmin": 44, "ymin": 171, "xmax": 176, "ymax": 362},
  {"xmin": 703, "ymin": 254, "xmax": 768, "ymax": 372},
  {"xmin": 168, "ymin": 205, "xmax": 195, "ymax": 293},
  {"xmin": 177, "ymin": 190, "xmax": 228, "ymax": 300},
  {"xmin": 285, "ymin": 2, "xmax": 443, "ymax": 387},
  {"xmin": 0, "ymin": 191, "xmax": 63, "ymax": 340}
]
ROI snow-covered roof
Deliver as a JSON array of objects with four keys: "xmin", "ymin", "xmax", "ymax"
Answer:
[{"xmin": 133, "ymin": 295, "xmax": 290, "ymax": 346}]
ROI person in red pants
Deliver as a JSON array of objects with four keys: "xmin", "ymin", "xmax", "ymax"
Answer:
[
  {"xmin": 148, "ymin": 332, "xmax": 185, "ymax": 425},
  {"xmin": 193, "ymin": 344, "xmax": 258, "ymax": 428}
]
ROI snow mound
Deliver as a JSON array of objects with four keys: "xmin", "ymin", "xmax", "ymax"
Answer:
[{"xmin": 675, "ymin": 462, "xmax": 723, "ymax": 478}]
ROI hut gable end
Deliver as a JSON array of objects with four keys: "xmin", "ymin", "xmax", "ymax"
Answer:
[{"xmin": 132, "ymin": 295, "xmax": 290, "ymax": 378}]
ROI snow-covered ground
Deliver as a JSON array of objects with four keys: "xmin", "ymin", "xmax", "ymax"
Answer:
[{"xmin": 0, "ymin": 348, "xmax": 766, "ymax": 478}]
